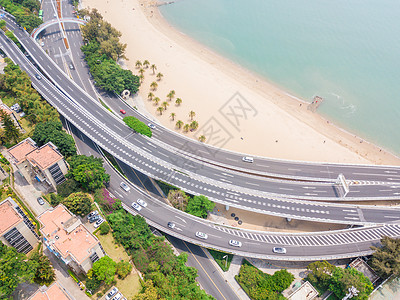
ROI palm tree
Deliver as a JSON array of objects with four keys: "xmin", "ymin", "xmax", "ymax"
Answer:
[
  {"xmin": 170, "ymin": 112, "xmax": 176, "ymax": 121},
  {"xmin": 167, "ymin": 90, "xmax": 176, "ymax": 101},
  {"xmin": 183, "ymin": 124, "xmax": 190, "ymax": 133},
  {"xmin": 157, "ymin": 106, "xmax": 164, "ymax": 115},
  {"xmin": 150, "ymin": 81, "xmax": 158, "ymax": 91},
  {"xmin": 198, "ymin": 135, "xmax": 206, "ymax": 142},
  {"xmin": 190, "ymin": 120, "xmax": 199, "ymax": 131},
  {"xmin": 189, "ymin": 110, "xmax": 196, "ymax": 120},
  {"xmin": 151, "ymin": 64, "xmax": 157, "ymax": 74},
  {"xmin": 143, "ymin": 60, "xmax": 150, "ymax": 68},
  {"xmin": 139, "ymin": 68, "xmax": 145, "ymax": 76},
  {"xmin": 176, "ymin": 120, "xmax": 183, "ymax": 129},
  {"xmin": 147, "ymin": 92, "xmax": 154, "ymax": 101},
  {"xmin": 156, "ymin": 72, "xmax": 163, "ymax": 81},
  {"xmin": 175, "ymin": 98, "xmax": 182, "ymax": 106},
  {"xmin": 139, "ymin": 74, "xmax": 144, "ymax": 83},
  {"xmin": 153, "ymin": 97, "xmax": 160, "ymax": 105},
  {"xmin": 135, "ymin": 60, "xmax": 142, "ymax": 68},
  {"xmin": 162, "ymin": 101, "xmax": 169, "ymax": 110}
]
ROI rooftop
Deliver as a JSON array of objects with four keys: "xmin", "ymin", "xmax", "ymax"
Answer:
[
  {"xmin": 288, "ymin": 281, "xmax": 318, "ymax": 300},
  {"xmin": 26, "ymin": 143, "xmax": 63, "ymax": 170},
  {"xmin": 350, "ymin": 257, "xmax": 379, "ymax": 283},
  {"xmin": 38, "ymin": 205, "xmax": 99, "ymax": 264},
  {"xmin": 7, "ymin": 138, "xmax": 37, "ymax": 164},
  {"xmin": 29, "ymin": 282, "xmax": 72, "ymax": 300},
  {"xmin": 0, "ymin": 198, "xmax": 23, "ymax": 236}
]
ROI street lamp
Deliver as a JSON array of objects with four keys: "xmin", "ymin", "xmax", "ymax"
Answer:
[{"xmin": 223, "ymin": 255, "xmax": 228, "ymax": 270}]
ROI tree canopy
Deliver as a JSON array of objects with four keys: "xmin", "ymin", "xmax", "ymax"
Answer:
[
  {"xmin": 329, "ymin": 267, "xmax": 373, "ymax": 300},
  {"xmin": 123, "ymin": 116, "xmax": 152, "ymax": 137},
  {"xmin": 90, "ymin": 256, "xmax": 117, "ymax": 285},
  {"xmin": 0, "ymin": 0, "xmax": 43, "ymax": 33},
  {"xmin": 62, "ymin": 192, "xmax": 92, "ymax": 217},
  {"xmin": 185, "ymin": 195, "xmax": 215, "ymax": 219},
  {"xmin": 370, "ymin": 236, "xmax": 400, "ymax": 278},
  {"xmin": 67, "ymin": 155, "xmax": 110, "ymax": 192}
]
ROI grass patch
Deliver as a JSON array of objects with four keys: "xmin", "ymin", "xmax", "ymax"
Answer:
[
  {"xmin": 115, "ymin": 271, "xmax": 141, "ymax": 299},
  {"xmin": 96, "ymin": 232, "xmax": 130, "ymax": 262},
  {"xmin": 99, "ymin": 98, "xmax": 112, "ymax": 113},
  {"xmin": 208, "ymin": 249, "xmax": 233, "ymax": 272},
  {"xmin": 327, "ymin": 292, "xmax": 339, "ymax": 300}
]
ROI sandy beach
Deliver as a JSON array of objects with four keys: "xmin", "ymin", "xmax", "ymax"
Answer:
[{"xmin": 81, "ymin": 0, "xmax": 400, "ymax": 165}]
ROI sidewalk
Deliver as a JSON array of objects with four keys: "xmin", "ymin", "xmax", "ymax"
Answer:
[{"xmin": 203, "ymin": 250, "xmax": 250, "ymax": 300}]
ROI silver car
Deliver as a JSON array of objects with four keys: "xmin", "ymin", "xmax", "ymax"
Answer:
[
  {"xmin": 137, "ymin": 198, "xmax": 147, "ymax": 207},
  {"xmin": 272, "ymin": 247, "xmax": 287, "ymax": 254},
  {"xmin": 131, "ymin": 202, "xmax": 142, "ymax": 211},
  {"xmin": 120, "ymin": 182, "xmax": 130, "ymax": 192},
  {"xmin": 105, "ymin": 287, "xmax": 118, "ymax": 300},
  {"xmin": 195, "ymin": 232, "xmax": 208, "ymax": 239},
  {"xmin": 229, "ymin": 240, "xmax": 242, "ymax": 247},
  {"xmin": 148, "ymin": 123, "xmax": 156, "ymax": 129}
]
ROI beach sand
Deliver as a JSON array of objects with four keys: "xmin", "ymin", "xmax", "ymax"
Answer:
[{"xmin": 81, "ymin": 0, "xmax": 400, "ymax": 165}]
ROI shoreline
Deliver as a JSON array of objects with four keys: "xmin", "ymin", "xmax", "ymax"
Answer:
[{"xmin": 82, "ymin": 0, "xmax": 400, "ymax": 165}]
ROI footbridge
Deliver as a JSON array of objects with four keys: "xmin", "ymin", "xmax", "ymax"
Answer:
[{"xmin": 31, "ymin": 18, "xmax": 87, "ymax": 40}]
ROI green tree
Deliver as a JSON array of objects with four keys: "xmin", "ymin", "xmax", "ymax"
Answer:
[
  {"xmin": 138, "ymin": 68, "xmax": 145, "ymax": 76},
  {"xmin": 147, "ymin": 92, "xmax": 154, "ymax": 101},
  {"xmin": 57, "ymin": 178, "xmax": 81, "ymax": 198},
  {"xmin": 153, "ymin": 97, "xmax": 160, "ymax": 106},
  {"xmin": 170, "ymin": 112, "xmax": 176, "ymax": 121},
  {"xmin": 307, "ymin": 260, "xmax": 336, "ymax": 289},
  {"xmin": 150, "ymin": 81, "xmax": 158, "ymax": 91},
  {"xmin": 135, "ymin": 60, "xmax": 142, "ymax": 68},
  {"xmin": 329, "ymin": 267, "xmax": 373, "ymax": 300},
  {"xmin": 0, "ymin": 242, "xmax": 36, "ymax": 297},
  {"xmin": 175, "ymin": 98, "xmax": 182, "ymax": 106},
  {"xmin": 116, "ymin": 260, "xmax": 132, "ymax": 279},
  {"xmin": 30, "ymin": 249, "xmax": 55, "ymax": 285},
  {"xmin": 176, "ymin": 120, "xmax": 183, "ymax": 129},
  {"xmin": 186, "ymin": 195, "xmax": 215, "ymax": 218},
  {"xmin": 150, "ymin": 64, "xmax": 157, "ymax": 74},
  {"xmin": 198, "ymin": 135, "xmax": 206, "ymax": 142},
  {"xmin": 156, "ymin": 72, "xmax": 163, "ymax": 81},
  {"xmin": 0, "ymin": 20, "xmax": 6, "ymax": 30},
  {"xmin": 91, "ymin": 256, "xmax": 117, "ymax": 285},
  {"xmin": 134, "ymin": 280, "xmax": 159, "ymax": 300},
  {"xmin": 183, "ymin": 123, "xmax": 190, "ymax": 133},
  {"xmin": 162, "ymin": 101, "xmax": 169, "ymax": 110},
  {"xmin": 157, "ymin": 106, "xmax": 164, "ymax": 115},
  {"xmin": 99, "ymin": 222, "xmax": 110, "ymax": 235},
  {"xmin": 189, "ymin": 110, "xmax": 196, "ymax": 120},
  {"xmin": 167, "ymin": 90, "xmax": 175, "ymax": 101},
  {"xmin": 370, "ymin": 236, "xmax": 400, "ymax": 278},
  {"xmin": 67, "ymin": 155, "xmax": 110, "ymax": 191},
  {"xmin": 168, "ymin": 189, "xmax": 189, "ymax": 211},
  {"xmin": 190, "ymin": 120, "xmax": 199, "ymax": 131},
  {"xmin": 123, "ymin": 116, "xmax": 152, "ymax": 137},
  {"xmin": 62, "ymin": 192, "xmax": 92, "ymax": 217},
  {"xmin": 0, "ymin": 111, "xmax": 20, "ymax": 144},
  {"xmin": 143, "ymin": 60, "xmax": 150, "ymax": 68}
]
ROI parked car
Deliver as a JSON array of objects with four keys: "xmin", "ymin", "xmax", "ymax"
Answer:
[
  {"xmin": 120, "ymin": 182, "xmax": 130, "ymax": 192},
  {"xmin": 167, "ymin": 222, "xmax": 176, "ymax": 229},
  {"xmin": 195, "ymin": 231, "xmax": 208, "ymax": 239},
  {"xmin": 242, "ymin": 156, "xmax": 254, "ymax": 163},
  {"xmin": 105, "ymin": 287, "xmax": 118, "ymax": 300},
  {"xmin": 229, "ymin": 240, "xmax": 242, "ymax": 247},
  {"xmin": 148, "ymin": 123, "xmax": 156, "ymax": 129},
  {"xmin": 137, "ymin": 198, "xmax": 147, "ymax": 207},
  {"xmin": 88, "ymin": 211, "xmax": 98, "ymax": 219},
  {"xmin": 131, "ymin": 202, "xmax": 142, "ymax": 212},
  {"xmin": 94, "ymin": 218, "xmax": 105, "ymax": 228},
  {"xmin": 89, "ymin": 215, "xmax": 100, "ymax": 223},
  {"xmin": 37, "ymin": 197, "xmax": 45, "ymax": 205},
  {"xmin": 272, "ymin": 247, "xmax": 286, "ymax": 254},
  {"xmin": 120, "ymin": 109, "xmax": 126, "ymax": 114},
  {"xmin": 111, "ymin": 293, "xmax": 122, "ymax": 300}
]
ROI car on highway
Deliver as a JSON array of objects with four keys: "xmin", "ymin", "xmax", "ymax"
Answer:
[
  {"xmin": 37, "ymin": 197, "xmax": 45, "ymax": 205},
  {"xmin": 148, "ymin": 123, "xmax": 156, "ymax": 129},
  {"xmin": 120, "ymin": 182, "xmax": 130, "ymax": 192},
  {"xmin": 242, "ymin": 156, "xmax": 254, "ymax": 163},
  {"xmin": 137, "ymin": 198, "xmax": 147, "ymax": 207},
  {"xmin": 89, "ymin": 215, "xmax": 100, "ymax": 223},
  {"xmin": 131, "ymin": 202, "xmax": 142, "ymax": 212},
  {"xmin": 35, "ymin": 74, "xmax": 41, "ymax": 80},
  {"xmin": 120, "ymin": 109, "xmax": 126, "ymax": 114},
  {"xmin": 229, "ymin": 239, "xmax": 242, "ymax": 247},
  {"xmin": 272, "ymin": 247, "xmax": 286, "ymax": 254},
  {"xmin": 195, "ymin": 231, "xmax": 208, "ymax": 239},
  {"xmin": 41, "ymin": 41, "xmax": 44, "ymax": 47},
  {"xmin": 105, "ymin": 287, "xmax": 118, "ymax": 300},
  {"xmin": 88, "ymin": 211, "xmax": 98, "ymax": 219},
  {"xmin": 69, "ymin": 63, "xmax": 74, "ymax": 70},
  {"xmin": 94, "ymin": 218, "xmax": 105, "ymax": 228},
  {"xmin": 167, "ymin": 222, "xmax": 176, "ymax": 229}
]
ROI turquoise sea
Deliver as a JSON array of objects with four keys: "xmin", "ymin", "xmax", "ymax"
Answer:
[{"xmin": 159, "ymin": 0, "xmax": 400, "ymax": 156}]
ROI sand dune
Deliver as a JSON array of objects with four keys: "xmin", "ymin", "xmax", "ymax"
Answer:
[{"xmin": 81, "ymin": 0, "xmax": 400, "ymax": 165}]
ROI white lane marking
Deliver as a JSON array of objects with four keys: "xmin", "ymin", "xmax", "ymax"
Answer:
[
  {"xmin": 147, "ymin": 143, "xmax": 157, "ymax": 149},
  {"xmin": 220, "ymin": 178, "xmax": 232, "ymax": 183},
  {"xmin": 384, "ymin": 216, "xmax": 400, "ymax": 219},
  {"xmin": 224, "ymin": 157, "xmax": 236, "ymax": 162},
  {"xmin": 175, "ymin": 216, "xmax": 187, "ymax": 223},
  {"xmin": 245, "ymin": 182, "xmax": 259, "ymax": 186},
  {"xmin": 279, "ymin": 187, "xmax": 293, "ymax": 191},
  {"xmin": 114, "ymin": 191, "xmax": 125, "ymax": 198},
  {"xmin": 222, "ymin": 173, "xmax": 234, "ymax": 178},
  {"xmin": 288, "ymin": 168, "xmax": 301, "ymax": 171},
  {"xmin": 207, "ymin": 234, "xmax": 222, "ymax": 239}
]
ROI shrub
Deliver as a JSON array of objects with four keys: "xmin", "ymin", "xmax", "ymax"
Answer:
[
  {"xmin": 116, "ymin": 260, "xmax": 132, "ymax": 279},
  {"xmin": 123, "ymin": 116, "xmax": 152, "ymax": 137},
  {"xmin": 99, "ymin": 222, "xmax": 110, "ymax": 235}
]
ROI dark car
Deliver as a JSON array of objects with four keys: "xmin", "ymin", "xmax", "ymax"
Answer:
[
  {"xmin": 37, "ymin": 197, "xmax": 45, "ymax": 205},
  {"xmin": 89, "ymin": 215, "xmax": 100, "ymax": 223},
  {"xmin": 35, "ymin": 74, "xmax": 42, "ymax": 80}
]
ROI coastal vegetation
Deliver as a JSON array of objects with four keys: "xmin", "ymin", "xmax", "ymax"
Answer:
[
  {"xmin": 80, "ymin": 9, "xmax": 140, "ymax": 94},
  {"xmin": 236, "ymin": 259, "xmax": 294, "ymax": 300},
  {"xmin": 123, "ymin": 116, "xmax": 152, "ymax": 138},
  {"xmin": 0, "ymin": 0, "xmax": 42, "ymax": 33},
  {"xmin": 306, "ymin": 260, "xmax": 373, "ymax": 299}
]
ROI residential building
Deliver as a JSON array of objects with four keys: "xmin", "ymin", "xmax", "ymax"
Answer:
[
  {"xmin": 349, "ymin": 257, "xmax": 379, "ymax": 284},
  {"xmin": 288, "ymin": 281, "xmax": 318, "ymax": 300},
  {"xmin": 28, "ymin": 281, "xmax": 72, "ymax": 300},
  {"xmin": 0, "ymin": 197, "xmax": 39, "ymax": 253},
  {"xmin": 38, "ymin": 204, "xmax": 105, "ymax": 274},
  {"xmin": 7, "ymin": 138, "xmax": 68, "ymax": 190}
]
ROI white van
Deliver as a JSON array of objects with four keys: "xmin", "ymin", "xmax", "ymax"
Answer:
[{"xmin": 242, "ymin": 156, "xmax": 254, "ymax": 163}]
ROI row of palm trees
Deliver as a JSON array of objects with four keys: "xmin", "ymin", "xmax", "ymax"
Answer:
[
  {"xmin": 136, "ymin": 60, "xmax": 164, "ymax": 83},
  {"xmin": 148, "ymin": 90, "xmax": 183, "ymax": 106}
]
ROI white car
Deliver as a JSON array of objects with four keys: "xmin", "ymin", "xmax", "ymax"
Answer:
[
  {"xmin": 105, "ymin": 287, "xmax": 118, "ymax": 300},
  {"xmin": 167, "ymin": 222, "xmax": 176, "ymax": 229},
  {"xmin": 131, "ymin": 202, "xmax": 142, "ymax": 211},
  {"xmin": 88, "ymin": 210, "xmax": 98, "ymax": 219},
  {"xmin": 94, "ymin": 218, "xmax": 105, "ymax": 228},
  {"xmin": 120, "ymin": 182, "xmax": 130, "ymax": 192},
  {"xmin": 229, "ymin": 239, "xmax": 242, "ymax": 247},
  {"xmin": 137, "ymin": 199, "xmax": 147, "ymax": 207},
  {"xmin": 195, "ymin": 232, "xmax": 208, "ymax": 239},
  {"xmin": 111, "ymin": 293, "xmax": 122, "ymax": 300},
  {"xmin": 272, "ymin": 247, "xmax": 287, "ymax": 254},
  {"xmin": 242, "ymin": 156, "xmax": 254, "ymax": 163},
  {"xmin": 148, "ymin": 123, "xmax": 156, "ymax": 129}
]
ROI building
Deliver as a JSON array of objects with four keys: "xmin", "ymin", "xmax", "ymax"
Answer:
[
  {"xmin": 38, "ymin": 204, "xmax": 105, "ymax": 274},
  {"xmin": 0, "ymin": 197, "xmax": 39, "ymax": 253},
  {"xmin": 7, "ymin": 138, "xmax": 68, "ymax": 190},
  {"xmin": 349, "ymin": 257, "xmax": 379, "ymax": 284},
  {"xmin": 288, "ymin": 281, "xmax": 318, "ymax": 300},
  {"xmin": 28, "ymin": 281, "xmax": 72, "ymax": 300}
]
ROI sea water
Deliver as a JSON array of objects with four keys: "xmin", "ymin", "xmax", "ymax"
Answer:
[{"xmin": 160, "ymin": 0, "xmax": 400, "ymax": 155}]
